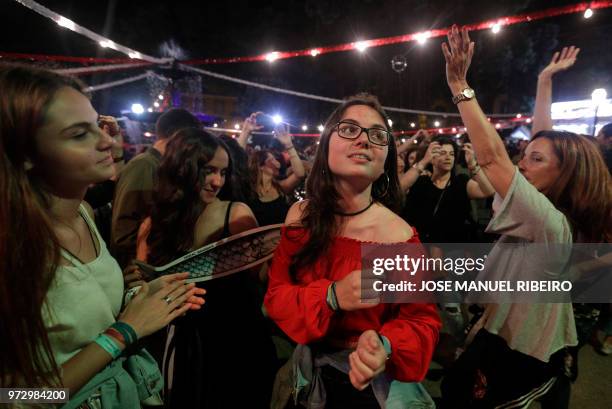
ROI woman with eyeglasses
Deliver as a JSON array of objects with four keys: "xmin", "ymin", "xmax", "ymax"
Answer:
[{"xmin": 264, "ymin": 93, "xmax": 440, "ymax": 408}]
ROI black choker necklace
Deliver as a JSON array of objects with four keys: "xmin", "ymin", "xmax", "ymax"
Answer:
[{"xmin": 335, "ymin": 199, "xmax": 375, "ymax": 217}]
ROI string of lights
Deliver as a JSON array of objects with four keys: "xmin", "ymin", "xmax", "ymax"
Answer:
[
  {"xmin": 183, "ymin": 1, "xmax": 612, "ymax": 65},
  {"xmin": 13, "ymin": 0, "xmax": 170, "ymax": 64}
]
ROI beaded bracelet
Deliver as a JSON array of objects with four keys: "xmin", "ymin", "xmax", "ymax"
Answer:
[{"xmin": 94, "ymin": 334, "xmax": 122, "ymax": 359}]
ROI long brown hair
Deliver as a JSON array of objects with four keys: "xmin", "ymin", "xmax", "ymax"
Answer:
[
  {"xmin": 532, "ymin": 131, "xmax": 611, "ymax": 242},
  {"xmin": 147, "ymin": 128, "xmax": 233, "ymax": 265},
  {"xmin": 0, "ymin": 64, "xmax": 85, "ymax": 386},
  {"xmin": 248, "ymin": 149, "xmax": 283, "ymax": 197},
  {"xmin": 289, "ymin": 93, "xmax": 402, "ymax": 281}
]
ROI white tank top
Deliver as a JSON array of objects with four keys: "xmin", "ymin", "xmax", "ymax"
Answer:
[{"xmin": 42, "ymin": 204, "xmax": 124, "ymax": 365}]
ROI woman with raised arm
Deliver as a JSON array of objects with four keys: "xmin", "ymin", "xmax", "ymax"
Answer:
[
  {"xmin": 0, "ymin": 64, "xmax": 204, "ymax": 408},
  {"xmin": 439, "ymin": 26, "xmax": 611, "ymax": 408},
  {"xmin": 264, "ymin": 93, "xmax": 440, "ymax": 408},
  {"xmin": 247, "ymin": 124, "xmax": 306, "ymax": 226},
  {"xmin": 532, "ymin": 46, "xmax": 580, "ymax": 136},
  {"xmin": 401, "ymin": 136, "xmax": 494, "ymax": 243}
]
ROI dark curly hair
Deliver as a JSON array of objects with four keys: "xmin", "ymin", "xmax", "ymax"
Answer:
[{"xmin": 147, "ymin": 128, "xmax": 232, "ymax": 265}]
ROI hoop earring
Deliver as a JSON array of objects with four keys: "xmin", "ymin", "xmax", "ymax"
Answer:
[{"xmin": 376, "ymin": 173, "xmax": 389, "ymax": 198}]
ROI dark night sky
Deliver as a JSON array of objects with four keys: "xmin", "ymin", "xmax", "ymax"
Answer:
[{"xmin": 1, "ymin": 0, "xmax": 611, "ymax": 129}]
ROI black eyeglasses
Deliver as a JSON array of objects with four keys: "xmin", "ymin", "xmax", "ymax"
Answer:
[{"xmin": 333, "ymin": 121, "xmax": 391, "ymax": 146}]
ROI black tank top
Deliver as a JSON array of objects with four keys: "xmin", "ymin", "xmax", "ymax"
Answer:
[{"xmin": 249, "ymin": 196, "xmax": 289, "ymax": 226}]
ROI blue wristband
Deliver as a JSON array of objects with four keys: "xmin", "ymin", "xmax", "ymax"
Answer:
[
  {"xmin": 112, "ymin": 321, "xmax": 138, "ymax": 345},
  {"xmin": 326, "ymin": 282, "xmax": 339, "ymax": 311},
  {"xmin": 95, "ymin": 334, "xmax": 122, "ymax": 359}
]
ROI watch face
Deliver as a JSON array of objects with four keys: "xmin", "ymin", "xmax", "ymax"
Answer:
[{"xmin": 463, "ymin": 88, "xmax": 475, "ymax": 98}]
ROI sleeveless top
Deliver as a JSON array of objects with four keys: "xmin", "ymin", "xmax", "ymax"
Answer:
[
  {"xmin": 165, "ymin": 201, "xmax": 277, "ymax": 409},
  {"xmin": 249, "ymin": 195, "xmax": 290, "ymax": 226},
  {"xmin": 42, "ymin": 204, "xmax": 124, "ymax": 365}
]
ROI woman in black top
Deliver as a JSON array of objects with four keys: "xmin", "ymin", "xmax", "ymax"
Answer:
[
  {"xmin": 402, "ymin": 136, "xmax": 494, "ymax": 243},
  {"xmin": 246, "ymin": 125, "xmax": 306, "ymax": 226},
  {"xmin": 137, "ymin": 128, "xmax": 277, "ymax": 409}
]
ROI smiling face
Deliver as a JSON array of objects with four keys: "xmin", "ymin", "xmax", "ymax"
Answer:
[
  {"xmin": 199, "ymin": 146, "xmax": 229, "ymax": 204},
  {"xmin": 33, "ymin": 86, "xmax": 115, "ymax": 194},
  {"xmin": 518, "ymin": 137, "xmax": 561, "ymax": 193},
  {"xmin": 327, "ymin": 104, "xmax": 388, "ymax": 183}
]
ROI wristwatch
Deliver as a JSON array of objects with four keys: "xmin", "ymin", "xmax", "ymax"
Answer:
[{"xmin": 452, "ymin": 87, "xmax": 475, "ymax": 104}]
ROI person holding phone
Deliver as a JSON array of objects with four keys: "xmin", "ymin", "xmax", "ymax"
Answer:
[{"xmin": 243, "ymin": 117, "xmax": 306, "ymax": 226}]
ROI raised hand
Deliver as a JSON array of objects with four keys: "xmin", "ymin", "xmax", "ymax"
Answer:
[
  {"xmin": 274, "ymin": 123, "xmax": 293, "ymax": 148},
  {"xmin": 348, "ymin": 330, "xmax": 388, "ymax": 390},
  {"xmin": 441, "ymin": 25, "xmax": 474, "ymax": 92},
  {"xmin": 463, "ymin": 142, "xmax": 477, "ymax": 168},
  {"xmin": 422, "ymin": 141, "xmax": 441, "ymax": 164},
  {"xmin": 539, "ymin": 46, "xmax": 580, "ymax": 80},
  {"xmin": 242, "ymin": 112, "xmax": 264, "ymax": 135},
  {"xmin": 99, "ymin": 115, "xmax": 123, "ymax": 159}
]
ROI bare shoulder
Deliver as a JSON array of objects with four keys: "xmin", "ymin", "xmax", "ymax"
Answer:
[
  {"xmin": 81, "ymin": 201, "xmax": 95, "ymax": 219},
  {"xmin": 374, "ymin": 205, "xmax": 414, "ymax": 242},
  {"xmin": 230, "ymin": 202, "xmax": 257, "ymax": 220},
  {"xmin": 285, "ymin": 200, "xmax": 308, "ymax": 226},
  {"xmin": 228, "ymin": 201, "xmax": 258, "ymax": 234}
]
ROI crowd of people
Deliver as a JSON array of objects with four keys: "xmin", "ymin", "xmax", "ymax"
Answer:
[{"xmin": 1, "ymin": 26, "xmax": 611, "ymax": 409}]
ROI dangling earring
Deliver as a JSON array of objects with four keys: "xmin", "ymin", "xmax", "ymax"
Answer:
[{"xmin": 376, "ymin": 173, "xmax": 389, "ymax": 198}]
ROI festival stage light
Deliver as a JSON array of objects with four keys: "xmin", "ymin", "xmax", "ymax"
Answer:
[
  {"xmin": 516, "ymin": 113, "xmax": 522, "ymax": 118},
  {"xmin": 265, "ymin": 52, "xmax": 280, "ymax": 62},
  {"xmin": 158, "ymin": 94, "xmax": 164, "ymax": 100},
  {"xmin": 434, "ymin": 120, "xmax": 441, "ymax": 127},
  {"xmin": 213, "ymin": 123, "xmax": 218, "ymax": 128},
  {"xmin": 592, "ymin": 88, "xmax": 607, "ymax": 104},
  {"xmin": 131, "ymin": 103, "xmax": 144, "ymax": 114},
  {"xmin": 387, "ymin": 119, "xmax": 393, "ymax": 127},
  {"xmin": 147, "ymin": 107, "xmax": 153, "ymax": 112},
  {"xmin": 128, "ymin": 52, "xmax": 141, "ymax": 59},
  {"xmin": 410, "ymin": 122, "xmax": 416, "ymax": 128},
  {"xmin": 355, "ymin": 41, "xmax": 369, "ymax": 52},
  {"xmin": 415, "ymin": 32, "xmax": 429, "ymax": 45},
  {"xmin": 310, "ymin": 49, "xmax": 320, "ymax": 57},
  {"xmin": 491, "ymin": 23, "xmax": 501, "ymax": 34},
  {"xmin": 153, "ymin": 101, "xmax": 160, "ymax": 108},
  {"xmin": 272, "ymin": 114, "xmax": 283, "ymax": 124},
  {"xmin": 234, "ymin": 124, "xmax": 241, "ymax": 130},
  {"xmin": 318, "ymin": 124, "xmax": 325, "ymax": 132},
  {"xmin": 584, "ymin": 8, "xmax": 593, "ymax": 18},
  {"xmin": 301, "ymin": 125, "xmax": 308, "ymax": 131},
  {"xmin": 495, "ymin": 123, "xmax": 502, "ymax": 129}
]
